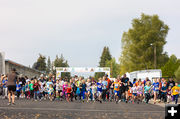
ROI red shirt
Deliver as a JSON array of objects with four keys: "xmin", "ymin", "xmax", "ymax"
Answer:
[{"xmin": 67, "ymin": 87, "xmax": 71, "ymax": 93}]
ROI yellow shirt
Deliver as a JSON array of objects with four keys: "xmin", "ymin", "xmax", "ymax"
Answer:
[
  {"xmin": 172, "ymin": 86, "xmax": 180, "ymax": 95},
  {"xmin": 113, "ymin": 82, "xmax": 120, "ymax": 91}
]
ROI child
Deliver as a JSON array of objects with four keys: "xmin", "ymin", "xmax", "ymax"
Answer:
[
  {"xmin": 127, "ymin": 87, "xmax": 132, "ymax": 103},
  {"xmin": 161, "ymin": 83, "xmax": 167, "ymax": 103},
  {"xmin": 131, "ymin": 84, "xmax": 137, "ymax": 104},
  {"xmin": 97, "ymin": 78, "xmax": 103, "ymax": 103},
  {"xmin": 113, "ymin": 79, "xmax": 120, "ymax": 104},
  {"xmin": 171, "ymin": 83, "xmax": 180, "ymax": 104},
  {"xmin": 16, "ymin": 80, "xmax": 21, "ymax": 99},
  {"xmin": 152, "ymin": 79, "xmax": 159, "ymax": 104},
  {"xmin": 33, "ymin": 79, "xmax": 40, "ymax": 101},
  {"xmin": 91, "ymin": 83, "xmax": 97, "ymax": 102},
  {"xmin": 25, "ymin": 81, "xmax": 30, "ymax": 99},
  {"xmin": 29, "ymin": 80, "xmax": 34, "ymax": 99},
  {"xmin": 167, "ymin": 86, "xmax": 171, "ymax": 103},
  {"xmin": 80, "ymin": 80, "xmax": 87, "ymax": 102},
  {"xmin": 86, "ymin": 79, "xmax": 92, "ymax": 102},
  {"xmin": 66, "ymin": 83, "xmax": 72, "ymax": 102},
  {"xmin": 137, "ymin": 82, "xmax": 143, "ymax": 104},
  {"xmin": 63, "ymin": 82, "xmax": 68, "ymax": 99},
  {"xmin": 144, "ymin": 81, "xmax": 151, "ymax": 104},
  {"xmin": 48, "ymin": 84, "xmax": 54, "ymax": 101},
  {"xmin": 55, "ymin": 80, "xmax": 60, "ymax": 100}
]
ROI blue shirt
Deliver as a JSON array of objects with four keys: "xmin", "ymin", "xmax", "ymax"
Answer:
[
  {"xmin": 2, "ymin": 80, "xmax": 7, "ymax": 88},
  {"xmin": 153, "ymin": 82, "xmax": 159, "ymax": 91},
  {"xmin": 102, "ymin": 81, "xmax": 108, "ymax": 90},
  {"xmin": 97, "ymin": 82, "xmax": 103, "ymax": 92},
  {"xmin": 161, "ymin": 86, "xmax": 167, "ymax": 94},
  {"xmin": 16, "ymin": 84, "xmax": 21, "ymax": 92}
]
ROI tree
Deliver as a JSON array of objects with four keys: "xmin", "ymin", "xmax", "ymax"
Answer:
[
  {"xmin": 46, "ymin": 56, "xmax": 51, "ymax": 74},
  {"xmin": 99, "ymin": 46, "xmax": 112, "ymax": 67},
  {"xmin": 53, "ymin": 54, "xmax": 70, "ymax": 78},
  {"xmin": 95, "ymin": 46, "xmax": 112, "ymax": 79},
  {"xmin": 105, "ymin": 58, "xmax": 120, "ymax": 78},
  {"xmin": 161, "ymin": 55, "xmax": 180, "ymax": 78},
  {"xmin": 119, "ymin": 13, "xmax": 169, "ymax": 75},
  {"xmin": 32, "ymin": 54, "xmax": 46, "ymax": 72},
  {"xmin": 175, "ymin": 65, "xmax": 180, "ymax": 83},
  {"xmin": 54, "ymin": 54, "xmax": 69, "ymax": 67}
]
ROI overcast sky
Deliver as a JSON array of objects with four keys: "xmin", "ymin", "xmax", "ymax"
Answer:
[{"xmin": 0, "ymin": 0, "xmax": 180, "ymax": 67}]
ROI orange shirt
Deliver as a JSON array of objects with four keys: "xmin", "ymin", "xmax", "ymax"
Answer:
[
  {"xmin": 106, "ymin": 78, "xmax": 111, "ymax": 89},
  {"xmin": 67, "ymin": 87, "xmax": 71, "ymax": 93},
  {"xmin": 128, "ymin": 89, "xmax": 132, "ymax": 97}
]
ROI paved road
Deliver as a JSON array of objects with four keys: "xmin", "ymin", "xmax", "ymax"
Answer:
[{"xmin": 0, "ymin": 99, "xmax": 165, "ymax": 119}]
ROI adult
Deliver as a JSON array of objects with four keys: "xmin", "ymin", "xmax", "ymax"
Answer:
[
  {"xmin": 105, "ymin": 74, "xmax": 111, "ymax": 100},
  {"xmin": 167, "ymin": 78, "xmax": 175, "ymax": 88},
  {"xmin": 121, "ymin": 74, "xmax": 129, "ymax": 102},
  {"xmin": 7, "ymin": 68, "xmax": 18, "ymax": 105}
]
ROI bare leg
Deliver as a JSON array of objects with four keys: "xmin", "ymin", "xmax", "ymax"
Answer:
[
  {"xmin": 12, "ymin": 92, "xmax": 15, "ymax": 104},
  {"xmin": 8, "ymin": 91, "xmax": 11, "ymax": 103}
]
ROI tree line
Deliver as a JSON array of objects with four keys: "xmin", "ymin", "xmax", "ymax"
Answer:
[{"xmin": 32, "ymin": 13, "xmax": 180, "ymax": 82}]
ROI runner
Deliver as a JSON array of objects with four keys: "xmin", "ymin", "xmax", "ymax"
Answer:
[
  {"xmin": 97, "ymin": 78, "xmax": 103, "ymax": 103},
  {"xmin": 171, "ymin": 83, "xmax": 180, "ymax": 104},
  {"xmin": 7, "ymin": 68, "xmax": 18, "ymax": 105},
  {"xmin": 152, "ymin": 79, "xmax": 159, "ymax": 104},
  {"xmin": 113, "ymin": 79, "xmax": 120, "ymax": 104}
]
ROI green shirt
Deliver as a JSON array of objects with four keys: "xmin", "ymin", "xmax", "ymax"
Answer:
[{"xmin": 29, "ymin": 83, "xmax": 34, "ymax": 91}]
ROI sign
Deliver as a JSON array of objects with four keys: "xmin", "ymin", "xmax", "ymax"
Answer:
[{"xmin": 56, "ymin": 67, "xmax": 110, "ymax": 78}]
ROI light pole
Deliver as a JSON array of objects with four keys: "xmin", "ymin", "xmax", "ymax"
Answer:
[{"xmin": 150, "ymin": 43, "xmax": 157, "ymax": 69}]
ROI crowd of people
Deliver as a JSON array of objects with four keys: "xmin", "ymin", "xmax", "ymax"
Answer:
[{"xmin": 0, "ymin": 68, "xmax": 180, "ymax": 105}]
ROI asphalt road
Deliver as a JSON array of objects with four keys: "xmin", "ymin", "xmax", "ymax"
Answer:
[{"xmin": 0, "ymin": 99, "xmax": 165, "ymax": 119}]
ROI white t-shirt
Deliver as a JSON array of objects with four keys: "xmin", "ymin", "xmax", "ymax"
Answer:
[{"xmin": 131, "ymin": 87, "xmax": 137, "ymax": 93}]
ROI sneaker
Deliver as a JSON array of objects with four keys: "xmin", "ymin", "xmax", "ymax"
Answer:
[
  {"xmin": 12, "ymin": 103, "xmax": 15, "ymax": 106},
  {"xmin": 7, "ymin": 102, "xmax": 11, "ymax": 106},
  {"xmin": 100, "ymin": 100, "xmax": 102, "ymax": 103}
]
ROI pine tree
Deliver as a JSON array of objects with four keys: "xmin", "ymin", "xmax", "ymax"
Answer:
[
  {"xmin": 46, "ymin": 56, "xmax": 51, "ymax": 74},
  {"xmin": 99, "ymin": 46, "xmax": 112, "ymax": 67}
]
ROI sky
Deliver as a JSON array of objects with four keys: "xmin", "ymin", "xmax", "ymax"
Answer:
[{"xmin": 0, "ymin": 0, "xmax": 180, "ymax": 67}]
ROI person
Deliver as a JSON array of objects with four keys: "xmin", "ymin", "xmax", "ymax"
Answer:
[
  {"xmin": 16, "ymin": 80, "xmax": 21, "ymax": 99},
  {"xmin": 167, "ymin": 78, "xmax": 175, "ymax": 88},
  {"xmin": 91, "ymin": 83, "xmax": 97, "ymax": 102},
  {"xmin": 102, "ymin": 76, "xmax": 108, "ymax": 101},
  {"xmin": 144, "ymin": 81, "xmax": 151, "ymax": 104},
  {"xmin": 80, "ymin": 80, "xmax": 86, "ymax": 102},
  {"xmin": 152, "ymin": 79, "xmax": 159, "ymax": 104},
  {"xmin": 137, "ymin": 82, "xmax": 143, "ymax": 104},
  {"xmin": 66, "ymin": 83, "xmax": 72, "ymax": 102},
  {"xmin": 113, "ymin": 79, "xmax": 120, "ymax": 104},
  {"xmin": 127, "ymin": 87, "xmax": 132, "ymax": 103},
  {"xmin": 33, "ymin": 79, "xmax": 40, "ymax": 101},
  {"xmin": 29, "ymin": 80, "xmax": 34, "ymax": 99},
  {"xmin": 48, "ymin": 84, "xmax": 54, "ymax": 101},
  {"xmin": 121, "ymin": 74, "xmax": 129, "ymax": 103},
  {"xmin": 86, "ymin": 79, "xmax": 92, "ymax": 102},
  {"xmin": 7, "ymin": 68, "xmax": 18, "ymax": 105},
  {"xmin": 105, "ymin": 75, "xmax": 111, "ymax": 100},
  {"xmin": 161, "ymin": 83, "xmax": 167, "ymax": 103},
  {"xmin": 97, "ymin": 78, "xmax": 103, "ymax": 103},
  {"xmin": 167, "ymin": 86, "xmax": 172, "ymax": 103},
  {"xmin": 2, "ymin": 75, "xmax": 8, "ymax": 99},
  {"xmin": 25, "ymin": 81, "xmax": 30, "ymax": 99},
  {"xmin": 131, "ymin": 83, "xmax": 137, "ymax": 104},
  {"xmin": 171, "ymin": 83, "xmax": 180, "ymax": 104}
]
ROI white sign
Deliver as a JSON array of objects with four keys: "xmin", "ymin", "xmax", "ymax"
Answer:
[{"xmin": 56, "ymin": 67, "xmax": 110, "ymax": 78}]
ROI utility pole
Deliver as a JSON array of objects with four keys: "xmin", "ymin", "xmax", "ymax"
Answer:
[{"xmin": 154, "ymin": 44, "xmax": 157, "ymax": 69}]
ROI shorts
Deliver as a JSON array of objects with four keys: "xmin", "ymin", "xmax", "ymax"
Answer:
[
  {"xmin": 132, "ymin": 93, "xmax": 137, "ymax": 96},
  {"xmin": 153, "ymin": 90, "xmax": 159, "ymax": 94},
  {"xmin": 124, "ymin": 86, "xmax": 129, "ymax": 91},
  {"xmin": 57, "ymin": 90, "xmax": 62, "ymax": 93},
  {"xmin": 114, "ymin": 90, "xmax": 120, "ymax": 96},
  {"xmin": 8, "ymin": 85, "xmax": 16, "ymax": 92},
  {"xmin": 97, "ymin": 91, "xmax": 102, "ymax": 96}
]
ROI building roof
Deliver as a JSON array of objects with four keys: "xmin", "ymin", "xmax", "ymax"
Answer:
[{"xmin": 5, "ymin": 59, "xmax": 42, "ymax": 73}]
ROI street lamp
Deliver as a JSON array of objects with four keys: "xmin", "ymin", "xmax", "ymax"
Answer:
[{"xmin": 150, "ymin": 43, "xmax": 157, "ymax": 69}]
